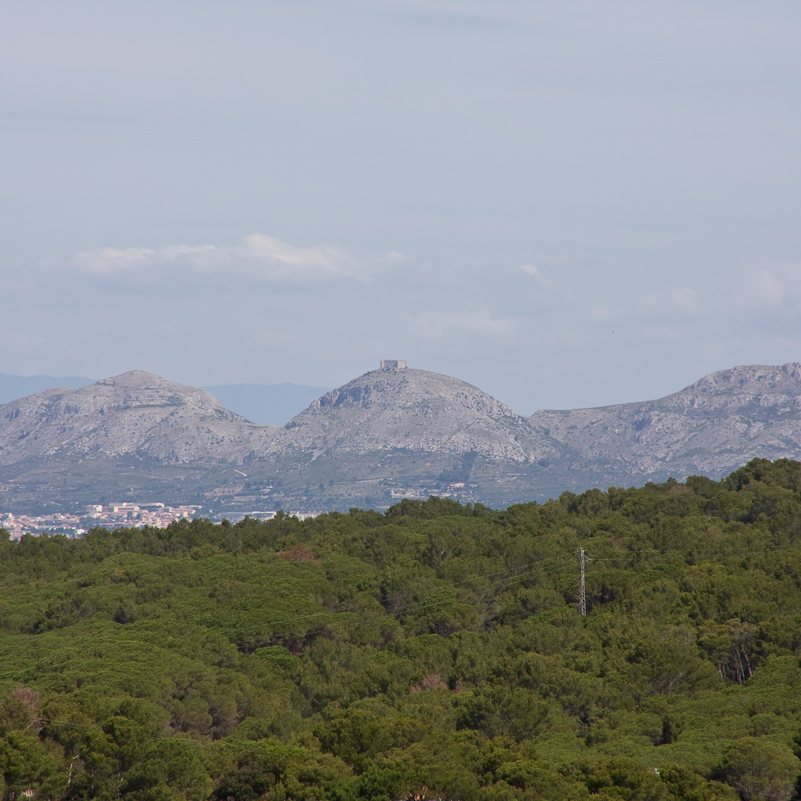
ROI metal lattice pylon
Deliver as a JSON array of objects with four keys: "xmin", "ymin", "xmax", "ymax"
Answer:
[{"xmin": 578, "ymin": 548, "xmax": 586, "ymax": 616}]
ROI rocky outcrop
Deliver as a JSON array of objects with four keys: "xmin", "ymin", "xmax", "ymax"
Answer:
[
  {"xmin": 282, "ymin": 368, "xmax": 557, "ymax": 463},
  {"xmin": 528, "ymin": 363, "xmax": 801, "ymax": 484},
  {"xmin": 0, "ymin": 366, "xmax": 565, "ymax": 511},
  {"xmin": 0, "ymin": 370, "xmax": 281, "ymax": 465},
  {"xmin": 2, "ymin": 362, "xmax": 801, "ymax": 513}
]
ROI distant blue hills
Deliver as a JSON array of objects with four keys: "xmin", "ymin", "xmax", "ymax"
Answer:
[
  {"xmin": 0, "ymin": 373, "xmax": 95, "ymax": 404},
  {"xmin": 201, "ymin": 383, "xmax": 330, "ymax": 426},
  {"xmin": 0, "ymin": 373, "xmax": 329, "ymax": 427}
]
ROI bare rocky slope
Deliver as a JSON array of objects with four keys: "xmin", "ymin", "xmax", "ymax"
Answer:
[
  {"xmin": 248, "ymin": 367, "xmax": 566, "ymax": 509},
  {"xmin": 283, "ymin": 368, "xmax": 555, "ymax": 462},
  {"xmin": 0, "ymin": 370, "xmax": 278, "ymax": 464},
  {"xmin": 0, "ymin": 366, "xmax": 566, "ymax": 512},
  {"xmin": 0, "ymin": 372, "xmax": 280, "ymax": 512},
  {"xmin": 529, "ymin": 362, "xmax": 801, "ymax": 486},
  {"xmin": 1, "ymin": 362, "xmax": 801, "ymax": 514}
]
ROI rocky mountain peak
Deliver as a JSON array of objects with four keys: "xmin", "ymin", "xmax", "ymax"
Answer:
[
  {"xmin": 292, "ymin": 368, "xmax": 519, "ymax": 418},
  {"xmin": 86, "ymin": 370, "xmax": 244, "ymax": 417},
  {"xmin": 2, "ymin": 361, "xmax": 801, "ymax": 513},
  {"xmin": 95, "ymin": 369, "xmax": 167, "ymax": 388},
  {"xmin": 284, "ymin": 367, "xmax": 556, "ymax": 462},
  {"xmin": 0, "ymin": 370, "xmax": 260, "ymax": 466},
  {"xmin": 528, "ymin": 361, "xmax": 801, "ymax": 487},
  {"xmin": 685, "ymin": 363, "xmax": 801, "ymax": 397}
]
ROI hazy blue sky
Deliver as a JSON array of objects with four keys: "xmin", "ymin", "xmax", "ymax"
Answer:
[{"xmin": 2, "ymin": 0, "xmax": 800, "ymax": 413}]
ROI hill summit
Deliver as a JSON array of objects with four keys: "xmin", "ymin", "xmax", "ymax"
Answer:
[
  {"xmin": 284, "ymin": 365, "xmax": 556, "ymax": 463},
  {"xmin": 529, "ymin": 362, "xmax": 801, "ymax": 486},
  {"xmin": 1, "ymin": 361, "xmax": 801, "ymax": 513},
  {"xmin": 0, "ymin": 370, "xmax": 267, "ymax": 465},
  {"xmin": 231, "ymin": 363, "xmax": 564, "ymax": 509}
]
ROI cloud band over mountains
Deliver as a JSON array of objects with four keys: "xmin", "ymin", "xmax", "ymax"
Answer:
[
  {"xmin": 69, "ymin": 234, "xmax": 355, "ymax": 285},
  {"xmin": 0, "ymin": 229, "xmax": 799, "ymax": 414}
]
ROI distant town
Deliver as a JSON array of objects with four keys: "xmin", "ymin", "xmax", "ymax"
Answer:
[
  {"xmin": 0, "ymin": 478, "xmax": 472, "ymax": 540},
  {"xmin": 0, "ymin": 502, "xmax": 321, "ymax": 540}
]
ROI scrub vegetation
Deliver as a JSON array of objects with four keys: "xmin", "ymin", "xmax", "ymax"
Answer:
[{"xmin": 2, "ymin": 458, "xmax": 801, "ymax": 800}]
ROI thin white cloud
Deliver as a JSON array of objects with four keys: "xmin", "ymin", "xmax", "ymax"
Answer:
[
  {"xmin": 639, "ymin": 287, "xmax": 700, "ymax": 318},
  {"xmin": 514, "ymin": 263, "xmax": 579, "ymax": 305},
  {"xmin": 589, "ymin": 304, "xmax": 620, "ymax": 323},
  {"xmin": 240, "ymin": 234, "xmax": 351, "ymax": 275},
  {"xmin": 405, "ymin": 308, "xmax": 516, "ymax": 339},
  {"xmin": 519, "ymin": 263, "xmax": 550, "ymax": 284},
  {"xmin": 589, "ymin": 287, "xmax": 699, "ymax": 326},
  {"xmin": 721, "ymin": 263, "xmax": 801, "ymax": 316},
  {"xmin": 67, "ymin": 234, "xmax": 355, "ymax": 284}
]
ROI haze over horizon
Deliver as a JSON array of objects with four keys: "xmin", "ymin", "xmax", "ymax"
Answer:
[{"xmin": 2, "ymin": 1, "xmax": 800, "ymax": 415}]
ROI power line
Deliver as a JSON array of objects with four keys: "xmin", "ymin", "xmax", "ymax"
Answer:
[{"xmin": 15, "ymin": 539, "xmax": 801, "ymax": 745}]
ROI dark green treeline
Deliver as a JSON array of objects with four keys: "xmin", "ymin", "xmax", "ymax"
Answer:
[{"xmin": 2, "ymin": 458, "xmax": 801, "ymax": 801}]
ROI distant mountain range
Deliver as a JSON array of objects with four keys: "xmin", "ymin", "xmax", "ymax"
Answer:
[
  {"xmin": 0, "ymin": 372, "xmax": 95, "ymax": 404},
  {"xmin": 1, "ymin": 362, "xmax": 800, "ymax": 514},
  {"xmin": 0, "ymin": 372, "xmax": 329, "ymax": 426},
  {"xmin": 528, "ymin": 362, "xmax": 801, "ymax": 488},
  {"xmin": 201, "ymin": 383, "xmax": 330, "ymax": 426}
]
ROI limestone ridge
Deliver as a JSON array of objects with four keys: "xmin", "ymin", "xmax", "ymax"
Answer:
[
  {"xmin": 0, "ymin": 365, "xmax": 567, "ymax": 511},
  {"xmin": 2, "ymin": 361, "xmax": 801, "ymax": 512},
  {"xmin": 0, "ymin": 370, "xmax": 279, "ymax": 465},
  {"xmin": 528, "ymin": 363, "xmax": 801, "ymax": 484},
  {"xmin": 283, "ymin": 368, "xmax": 557, "ymax": 463}
]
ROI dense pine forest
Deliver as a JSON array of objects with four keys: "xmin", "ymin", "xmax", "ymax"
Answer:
[{"xmin": 2, "ymin": 458, "xmax": 801, "ymax": 801}]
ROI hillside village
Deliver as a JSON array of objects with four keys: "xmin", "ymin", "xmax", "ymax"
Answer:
[{"xmin": 0, "ymin": 503, "xmax": 320, "ymax": 540}]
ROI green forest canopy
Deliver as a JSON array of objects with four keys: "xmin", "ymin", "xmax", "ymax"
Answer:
[{"xmin": 2, "ymin": 458, "xmax": 801, "ymax": 801}]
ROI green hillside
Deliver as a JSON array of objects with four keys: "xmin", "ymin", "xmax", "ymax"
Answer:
[{"xmin": 2, "ymin": 459, "xmax": 801, "ymax": 800}]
